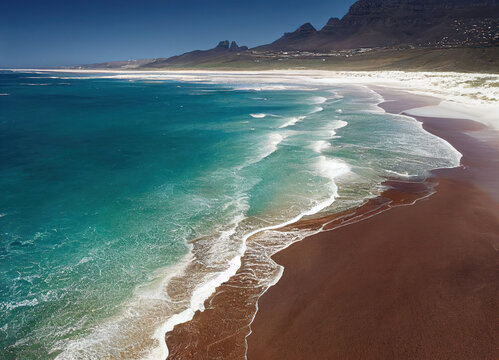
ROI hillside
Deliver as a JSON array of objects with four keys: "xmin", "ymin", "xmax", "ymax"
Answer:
[
  {"xmin": 77, "ymin": 0, "xmax": 499, "ymax": 73},
  {"xmin": 257, "ymin": 0, "xmax": 498, "ymax": 51}
]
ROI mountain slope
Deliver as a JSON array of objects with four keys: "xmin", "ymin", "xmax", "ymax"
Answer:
[
  {"xmin": 257, "ymin": 0, "xmax": 498, "ymax": 51},
  {"xmin": 77, "ymin": 0, "xmax": 499, "ymax": 72},
  {"xmin": 78, "ymin": 41, "xmax": 248, "ymax": 70},
  {"xmin": 147, "ymin": 41, "xmax": 248, "ymax": 68}
]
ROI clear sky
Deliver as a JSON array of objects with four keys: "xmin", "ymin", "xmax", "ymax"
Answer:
[{"xmin": 1, "ymin": 0, "xmax": 357, "ymax": 68}]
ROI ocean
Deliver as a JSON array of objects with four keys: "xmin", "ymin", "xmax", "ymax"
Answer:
[{"xmin": 0, "ymin": 70, "xmax": 461, "ymax": 359}]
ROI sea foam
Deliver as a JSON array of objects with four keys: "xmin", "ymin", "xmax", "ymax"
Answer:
[
  {"xmin": 310, "ymin": 140, "xmax": 332, "ymax": 153},
  {"xmin": 309, "ymin": 106, "xmax": 324, "ymax": 114},
  {"xmin": 328, "ymin": 120, "xmax": 348, "ymax": 137},
  {"xmin": 254, "ymin": 133, "xmax": 285, "ymax": 163},
  {"xmin": 250, "ymin": 113, "xmax": 267, "ymax": 118},
  {"xmin": 310, "ymin": 96, "xmax": 328, "ymax": 104},
  {"xmin": 157, "ymin": 157, "xmax": 351, "ymax": 359},
  {"xmin": 4, "ymin": 70, "xmax": 470, "ymax": 360},
  {"xmin": 279, "ymin": 116, "xmax": 306, "ymax": 128}
]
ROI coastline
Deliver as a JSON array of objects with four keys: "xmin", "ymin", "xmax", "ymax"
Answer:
[
  {"xmin": 163, "ymin": 86, "xmax": 498, "ymax": 359},
  {"xmin": 246, "ymin": 89, "xmax": 499, "ymax": 359},
  {"xmin": 7, "ymin": 69, "xmax": 499, "ymax": 113},
  {"xmin": 4, "ymin": 69, "xmax": 496, "ymax": 358}
]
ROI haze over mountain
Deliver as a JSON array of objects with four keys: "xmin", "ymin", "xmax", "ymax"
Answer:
[{"xmin": 80, "ymin": 0, "xmax": 498, "ymax": 72}]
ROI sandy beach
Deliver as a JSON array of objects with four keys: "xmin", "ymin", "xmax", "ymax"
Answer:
[
  {"xmin": 5, "ymin": 0, "xmax": 499, "ymax": 354},
  {"xmin": 12, "ymin": 69, "xmax": 497, "ymax": 359},
  {"xmin": 163, "ymin": 84, "xmax": 499, "ymax": 359},
  {"xmin": 247, "ymin": 89, "xmax": 499, "ymax": 359},
  {"xmin": 5, "ymin": 0, "xmax": 499, "ymax": 356}
]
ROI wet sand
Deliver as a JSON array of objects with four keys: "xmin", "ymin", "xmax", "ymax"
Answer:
[
  {"xmin": 164, "ymin": 89, "xmax": 499, "ymax": 359},
  {"xmin": 164, "ymin": 177, "xmax": 440, "ymax": 359},
  {"xmin": 247, "ymin": 89, "xmax": 499, "ymax": 359}
]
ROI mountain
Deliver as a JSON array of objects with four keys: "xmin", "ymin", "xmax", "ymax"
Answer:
[
  {"xmin": 145, "ymin": 41, "xmax": 248, "ymax": 68},
  {"xmin": 257, "ymin": 0, "xmax": 498, "ymax": 51},
  {"xmin": 78, "ymin": 41, "xmax": 248, "ymax": 70},
  {"xmin": 77, "ymin": 0, "xmax": 498, "ymax": 72}
]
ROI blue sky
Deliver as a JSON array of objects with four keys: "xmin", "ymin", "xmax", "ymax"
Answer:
[{"xmin": 1, "ymin": 0, "xmax": 356, "ymax": 68}]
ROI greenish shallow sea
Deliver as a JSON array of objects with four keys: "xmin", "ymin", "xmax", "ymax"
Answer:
[{"xmin": 0, "ymin": 71, "xmax": 460, "ymax": 359}]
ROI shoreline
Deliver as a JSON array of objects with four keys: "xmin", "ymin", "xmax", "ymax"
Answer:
[
  {"xmin": 5, "ymin": 69, "xmax": 499, "ymax": 118},
  {"xmin": 162, "ymin": 87, "xmax": 498, "ymax": 358},
  {"xmin": 246, "ymin": 90, "xmax": 499, "ymax": 359},
  {"xmin": 163, "ymin": 177, "xmax": 440, "ymax": 359},
  {"xmin": 6, "ymin": 69, "xmax": 496, "ymax": 358}
]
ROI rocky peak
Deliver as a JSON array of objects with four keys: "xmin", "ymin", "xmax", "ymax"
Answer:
[
  {"xmin": 231, "ymin": 41, "xmax": 249, "ymax": 51},
  {"xmin": 281, "ymin": 22, "xmax": 317, "ymax": 40},
  {"xmin": 295, "ymin": 22, "xmax": 317, "ymax": 34},
  {"xmin": 230, "ymin": 41, "xmax": 239, "ymax": 50},
  {"xmin": 215, "ymin": 40, "xmax": 248, "ymax": 51},
  {"xmin": 256, "ymin": 0, "xmax": 498, "ymax": 51},
  {"xmin": 320, "ymin": 17, "xmax": 342, "ymax": 32},
  {"xmin": 216, "ymin": 40, "xmax": 230, "ymax": 49}
]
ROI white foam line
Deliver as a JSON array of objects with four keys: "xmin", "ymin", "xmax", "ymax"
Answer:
[
  {"xmin": 248, "ymin": 133, "xmax": 286, "ymax": 165},
  {"xmin": 328, "ymin": 120, "xmax": 348, "ymax": 137},
  {"xmin": 320, "ymin": 186, "xmax": 438, "ymax": 234},
  {"xmin": 368, "ymin": 87, "xmax": 463, "ymax": 169},
  {"xmin": 310, "ymin": 140, "xmax": 331, "ymax": 153},
  {"xmin": 279, "ymin": 116, "xmax": 306, "ymax": 129},
  {"xmin": 310, "ymin": 96, "xmax": 327, "ymax": 104},
  {"xmin": 309, "ymin": 106, "xmax": 323, "ymax": 114},
  {"xmin": 250, "ymin": 113, "xmax": 267, "ymax": 118},
  {"xmin": 234, "ymin": 85, "xmax": 317, "ymax": 91},
  {"xmin": 22, "ymin": 76, "xmax": 59, "ymax": 79},
  {"xmin": 54, "ymin": 251, "xmax": 195, "ymax": 360},
  {"xmin": 328, "ymin": 92, "xmax": 344, "ymax": 100},
  {"xmin": 156, "ymin": 157, "xmax": 350, "ymax": 359},
  {"xmin": 393, "ymin": 113, "xmax": 462, "ymax": 167},
  {"xmin": 10, "ymin": 69, "xmax": 499, "ymax": 107},
  {"xmin": 10, "ymin": 68, "xmax": 474, "ymax": 359},
  {"xmin": 244, "ymin": 262, "xmax": 284, "ymax": 354},
  {"xmin": 1, "ymin": 298, "xmax": 39, "ymax": 311},
  {"xmin": 144, "ymin": 82, "xmax": 462, "ymax": 359},
  {"xmin": 385, "ymin": 170, "xmax": 417, "ymax": 178}
]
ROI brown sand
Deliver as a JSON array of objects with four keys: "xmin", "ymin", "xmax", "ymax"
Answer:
[
  {"xmin": 247, "ymin": 90, "xmax": 499, "ymax": 359},
  {"xmin": 164, "ymin": 89, "xmax": 499, "ymax": 359},
  {"xmin": 164, "ymin": 178, "xmax": 440, "ymax": 359},
  {"xmin": 247, "ymin": 177, "xmax": 498, "ymax": 359}
]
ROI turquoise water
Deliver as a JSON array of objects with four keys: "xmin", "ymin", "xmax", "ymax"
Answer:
[{"xmin": 0, "ymin": 71, "xmax": 460, "ymax": 359}]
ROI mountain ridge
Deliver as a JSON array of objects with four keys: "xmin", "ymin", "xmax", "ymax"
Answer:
[
  {"xmin": 257, "ymin": 0, "xmax": 498, "ymax": 51},
  {"xmin": 76, "ymin": 0, "xmax": 499, "ymax": 72}
]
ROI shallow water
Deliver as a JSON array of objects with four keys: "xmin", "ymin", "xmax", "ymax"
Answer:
[{"xmin": 0, "ymin": 71, "xmax": 460, "ymax": 359}]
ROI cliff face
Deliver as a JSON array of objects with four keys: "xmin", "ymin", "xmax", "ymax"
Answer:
[{"xmin": 259, "ymin": 0, "xmax": 498, "ymax": 50}]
